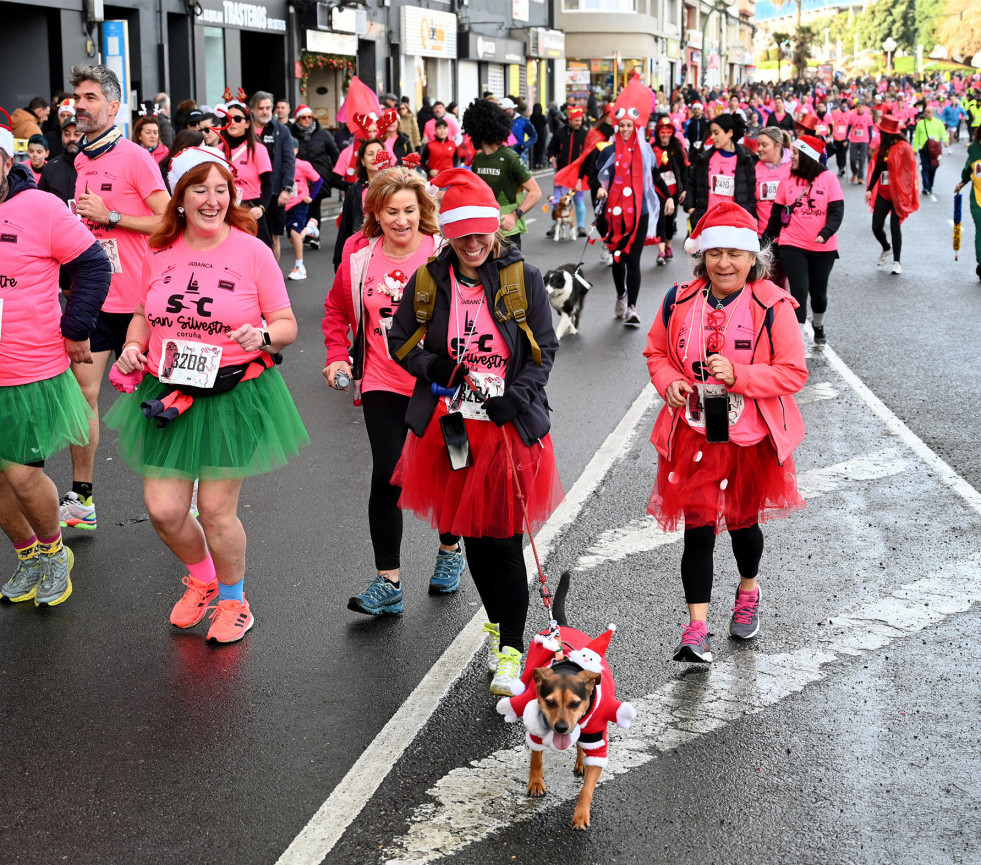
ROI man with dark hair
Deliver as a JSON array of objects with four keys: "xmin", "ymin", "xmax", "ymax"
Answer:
[
  {"xmin": 250, "ymin": 90, "xmax": 295, "ymax": 261},
  {"xmin": 10, "ymin": 97, "xmax": 49, "ymax": 139},
  {"xmin": 40, "ymin": 115, "xmax": 82, "ymax": 204},
  {"xmin": 420, "ymin": 117, "xmax": 459, "ymax": 177},
  {"xmin": 548, "ymin": 106, "xmax": 589, "ymax": 234}
]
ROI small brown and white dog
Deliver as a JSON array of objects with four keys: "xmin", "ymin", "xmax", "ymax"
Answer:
[
  {"xmin": 496, "ymin": 573, "xmax": 636, "ymax": 829},
  {"xmin": 551, "ymin": 191, "xmax": 578, "ymax": 242},
  {"xmin": 544, "ymin": 264, "xmax": 591, "ymax": 339}
]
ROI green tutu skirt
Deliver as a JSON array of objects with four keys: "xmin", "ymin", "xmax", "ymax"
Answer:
[
  {"xmin": 104, "ymin": 369, "xmax": 310, "ymax": 480},
  {"xmin": 0, "ymin": 370, "xmax": 92, "ymax": 465}
]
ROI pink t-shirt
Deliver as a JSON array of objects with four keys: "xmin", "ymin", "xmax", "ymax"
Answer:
[
  {"xmin": 0, "ymin": 189, "xmax": 98, "ymax": 386},
  {"xmin": 775, "ymin": 171, "xmax": 843, "ymax": 253},
  {"xmin": 286, "ymin": 158, "xmax": 321, "ymax": 211},
  {"xmin": 707, "ymin": 149, "xmax": 738, "ymax": 212},
  {"xmin": 831, "ymin": 109, "xmax": 850, "ymax": 141},
  {"xmin": 360, "ymin": 236, "xmax": 435, "ymax": 397},
  {"xmin": 847, "ymin": 111, "xmax": 873, "ymax": 143},
  {"xmin": 140, "ymin": 228, "xmax": 291, "ymax": 372},
  {"xmin": 74, "ymin": 137, "xmax": 167, "ymax": 313},
  {"xmin": 229, "ymin": 141, "xmax": 272, "ymax": 201},
  {"xmin": 755, "ymin": 157, "xmax": 792, "ymax": 233}
]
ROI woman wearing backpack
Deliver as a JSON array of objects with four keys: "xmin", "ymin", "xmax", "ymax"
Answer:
[{"xmin": 387, "ymin": 169, "xmax": 563, "ymax": 699}]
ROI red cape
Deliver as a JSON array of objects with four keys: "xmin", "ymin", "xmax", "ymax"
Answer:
[
  {"xmin": 867, "ymin": 139, "xmax": 919, "ymax": 223},
  {"xmin": 554, "ymin": 127, "xmax": 606, "ymax": 189}
]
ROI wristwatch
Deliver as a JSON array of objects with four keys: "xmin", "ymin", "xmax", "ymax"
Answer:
[
  {"xmin": 260, "ymin": 330, "xmax": 271, "ymax": 349},
  {"xmin": 107, "ymin": 210, "xmax": 121, "ymax": 227}
]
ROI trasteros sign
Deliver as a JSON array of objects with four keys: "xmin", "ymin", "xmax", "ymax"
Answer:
[
  {"xmin": 401, "ymin": 6, "xmax": 457, "ymax": 59},
  {"xmin": 198, "ymin": 0, "xmax": 288, "ymax": 33}
]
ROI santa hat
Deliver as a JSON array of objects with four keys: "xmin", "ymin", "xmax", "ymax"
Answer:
[
  {"xmin": 877, "ymin": 115, "xmax": 904, "ymax": 136},
  {"xmin": 691, "ymin": 101, "xmax": 704, "ymax": 110},
  {"xmin": 566, "ymin": 624, "xmax": 616, "ymax": 674},
  {"xmin": 567, "ymin": 106, "xmax": 584, "ymax": 119},
  {"xmin": 684, "ymin": 201, "xmax": 761, "ymax": 255},
  {"xmin": 168, "ymin": 145, "xmax": 233, "ymax": 192},
  {"xmin": 294, "ymin": 104, "xmax": 313, "ymax": 120},
  {"xmin": 793, "ymin": 134, "xmax": 826, "ymax": 162},
  {"xmin": 58, "ymin": 98, "xmax": 75, "ymax": 117},
  {"xmin": 433, "ymin": 168, "xmax": 500, "ymax": 238},
  {"xmin": 0, "ymin": 107, "xmax": 13, "ymax": 158}
]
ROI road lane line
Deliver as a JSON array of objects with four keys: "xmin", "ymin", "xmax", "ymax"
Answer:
[
  {"xmin": 382, "ymin": 554, "xmax": 981, "ymax": 863},
  {"xmin": 275, "ymin": 384, "xmax": 658, "ymax": 865},
  {"xmin": 795, "ymin": 381, "xmax": 838, "ymax": 405}
]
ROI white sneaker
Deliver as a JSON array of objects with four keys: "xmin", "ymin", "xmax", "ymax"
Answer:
[
  {"xmin": 930, "ymin": 193, "xmax": 938, "ymax": 203},
  {"xmin": 288, "ymin": 264, "xmax": 307, "ymax": 281},
  {"xmin": 489, "ymin": 646, "xmax": 524, "ymax": 696},
  {"xmin": 614, "ymin": 294, "xmax": 628, "ymax": 319},
  {"xmin": 624, "ymin": 305, "xmax": 641, "ymax": 326},
  {"xmin": 600, "ymin": 246, "xmax": 613, "ymax": 266},
  {"xmin": 876, "ymin": 248, "xmax": 892, "ymax": 267},
  {"xmin": 303, "ymin": 218, "xmax": 320, "ymax": 240},
  {"xmin": 891, "ymin": 261, "xmax": 902, "ymax": 275}
]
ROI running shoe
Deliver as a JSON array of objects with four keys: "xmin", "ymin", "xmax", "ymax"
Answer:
[
  {"xmin": 930, "ymin": 193, "xmax": 938, "ymax": 203},
  {"xmin": 624, "ymin": 306, "xmax": 641, "ymax": 327},
  {"xmin": 206, "ymin": 598, "xmax": 254, "ymax": 643},
  {"xmin": 483, "ymin": 622, "xmax": 501, "ymax": 673},
  {"xmin": 876, "ymin": 248, "xmax": 892, "ymax": 267},
  {"xmin": 665, "ymin": 246, "xmax": 674, "ymax": 260},
  {"xmin": 288, "ymin": 264, "xmax": 307, "ymax": 281},
  {"xmin": 891, "ymin": 262, "xmax": 903, "ymax": 275},
  {"xmin": 2, "ymin": 555, "xmax": 44, "ymax": 602},
  {"xmin": 35, "ymin": 547, "xmax": 74, "ymax": 607},
  {"xmin": 170, "ymin": 575, "xmax": 219, "ymax": 628},
  {"xmin": 59, "ymin": 492, "xmax": 96, "ymax": 531},
  {"xmin": 600, "ymin": 246, "xmax": 613, "ymax": 266},
  {"xmin": 672, "ymin": 621, "xmax": 713, "ymax": 663},
  {"xmin": 728, "ymin": 585, "xmax": 761, "ymax": 640},
  {"xmin": 308, "ymin": 237, "xmax": 321, "ymax": 250},
  {"xmin": 614, "ymin": 294, "xmax": 628, "ymax": 319},
  {"xmin": 850, "ymin": 174, "xmax": 858, "ymax": 184},
  {"xmin": 490, "ymin": 646, "xmax": 524, "ymax": 696},
  {"xmin": 656, "ymin": 252, "xmax": 665, "ymax": 266},
  {"xmin": 429, "ymin": 547, "xmax": 465, "ymax": 594},
  {"xmin": 812, "ymin": 325, "xmax": 826, "ymax": 345},
  {"xmin": 348, "ymin": 575, "xmax": 404, "ymax": 615},
  {"xmin": 301, "ymin": 219, "xmax": 320, "ymax": 240}
]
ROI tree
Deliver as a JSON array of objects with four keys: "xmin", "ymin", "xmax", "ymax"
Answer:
[
  {"xmin": 793, "ymin": 25, "xmax": 818, "ymax": 77},
  {"xmin": 855, "ymin": 0, "xmax": 917, "ymax": 53},
  {"xmin": 772, "ymin": 30, "xmax": 791, "ymax": 82},
  {"xmin": 915, "ymin": 0, "xmax": 946, "ymax": 53},
  {"xmin": 937, "ymin": 0, "xmax": 981, "ymax": 59}
]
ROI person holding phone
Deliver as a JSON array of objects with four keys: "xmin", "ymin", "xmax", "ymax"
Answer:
[
  {"xmin": 387, "ymin": 168, "xmax": 562, "ymax": 698},
  {"xmin": 644, "ymin": 202, "xmax": 807, "ymax": 665}
]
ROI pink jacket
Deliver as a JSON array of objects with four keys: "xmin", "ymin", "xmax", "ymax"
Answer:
[{"xmin": 644, "ymin": 277, "xmax": 807, "ymax": 464}]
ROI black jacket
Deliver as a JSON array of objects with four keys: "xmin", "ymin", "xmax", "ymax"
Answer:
[
  {"xmin": 766, "ymin": 111, "xmax": 796, "ymax": 133},
  {"xmin": 256, "ymin": 117, "xmax": 296, "ymax": 196},
  {"xmin": 332, "ymin": 178, "xmax": 368, "ymax": 271},
  {"xmin": 290, "ymin": 118, "xmax": 340, "ymax": 183},
  {"xmin": 39, "ymin": 154, "xmax": 78, "ymax": 204},
  {"xmin": 687, "ymin": 144, "xmax": 758, "ymax": 226},
  {"xmin": 387, "ymin": 243, "xmax": 557, "ymax": 446},
  {"xmin": 547, "ymin": 124, "xmax": 588, "ymax": 168},
  {"xmin": 652, "ymin": 142, "xmax": 688, "ymax": 202}
]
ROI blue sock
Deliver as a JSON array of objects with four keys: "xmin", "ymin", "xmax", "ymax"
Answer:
[{"xmin": 218, "ymin": 579, "xmax": 244, "ymax": 602}]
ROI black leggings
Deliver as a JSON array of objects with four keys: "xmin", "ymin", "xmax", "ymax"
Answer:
[
  {"xmin": 834, "ymin": 140, "xmax": 848, "ymax": 172},
  {"xmin": 464, "ymin": 534, "xmax": 528, "ymax": 652},
  {"xmin": 656, "ymin": 205, "xmax": 677, "ymax": 242},
  {"xmin": 611, "ymin": 213, "xmax": 649, "ymax": 306},
  {"xmin": 680, "ymin": 523, "xmax": 764, "ymax": 605},
  {"xmin": 871, "ymin": 194, "xmax": 902, "ymax": 263},
  {"xmin": 778, "ymin": 245, "xmax": 837, "ymax": 323},
  {"xmin": 361, "ymin": 390, "xmax": 457, "ymax": 571}
]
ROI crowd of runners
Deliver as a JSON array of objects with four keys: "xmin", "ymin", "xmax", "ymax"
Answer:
[{"xmin": 3, "ymin": 62, "xmax": 981, "ymax": 695}]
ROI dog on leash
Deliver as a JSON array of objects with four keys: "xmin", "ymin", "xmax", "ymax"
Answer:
[
  {"xmin": 551, "ymin": 191, "xmax": 577, "ymax": 242},
  {"xmin": 544, "ymin": 265, "xmax": 591, "ymax": 340},
  {"xmin": 496, "ymin": 573, "xmax": 636, "ymax": 829}
]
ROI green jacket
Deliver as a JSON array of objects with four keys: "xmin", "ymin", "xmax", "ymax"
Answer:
[
  {"xmin": 961, "ymin": 141, "xmax": 981, "ymax": 207},
  {"xmin": 912, "ymin": 116, "xmax": 946, "ymax": 152}
]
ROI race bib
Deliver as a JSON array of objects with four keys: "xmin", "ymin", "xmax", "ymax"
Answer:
[
  {"xmin": 760, "ymin": 180, "xmax": 780, "ymax": 201},
  {"xmin": 836, "ymin": 125, "xmax": 848, "ymax": 136},
  {"xmin": 444, "ymin": 371, "xmax": 505, "ymax": 421},
  {"xmin": 685, "ymin": 382, "xmax": 745, "ymax": 429},
  {"xmin": 98, "ymin": 238, "xmax": 122, "ymax": 274},
  {"xmin": 158, "ymin": 339, "xmax": 223, "ymax": 388},
  {"xmin": 661, "ymin": 171, "xmax": 677, "ymax": 188},
  {"xmin": 880, "ymin": 171, "xmax": 889, "ymax": 187},
  {"xmin": 712, "ymin": 174, "xmax": 735, "ymax": 197}
]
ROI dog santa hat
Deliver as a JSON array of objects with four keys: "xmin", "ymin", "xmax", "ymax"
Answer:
[
  {"xmin": 684, "ymin": 200, "xmax": 761, "ymax": 256},
  {"xmin": 432, "ymin": 168, "xmax": 500, "ymax": 238}
]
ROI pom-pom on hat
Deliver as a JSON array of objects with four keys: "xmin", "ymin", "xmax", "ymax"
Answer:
[
  {"xmin": 793, "ymin": 134, "xmax": 826, "ymax": 162},
  {"xmin": 877, "ymin": 115, "xmax": 904, "ymax": 136},
  {"xmin": 168, "ymin": 145, "xmax": 233, "ymax": 192},
  {"xmin": 432, "ymin": 168, "xmax": 500, "ymax": 238},
  {"xmin": 294, "ymin": 104, "xmax": 313, "ymax": 120},
  {"xmin": 684, "ymin": 201, "xmax": 761, "ymax": 255}
]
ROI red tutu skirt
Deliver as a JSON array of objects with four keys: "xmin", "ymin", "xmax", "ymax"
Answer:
[
  {"xmin": 392, "ymin": 403, "xmax": 564, "ymax": 539},
  {"xmin": 648, "ymin": 420, "xmax": 805, "ymax": 534}
]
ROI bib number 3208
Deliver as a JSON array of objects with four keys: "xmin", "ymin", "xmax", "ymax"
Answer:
[{"xmin": 158, "ymin": 339, "xmax": 223, "ymax": 388}]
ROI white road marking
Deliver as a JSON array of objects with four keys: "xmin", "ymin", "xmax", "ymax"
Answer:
[
  {"xmin": 382, "ymin": 555, "xmax": 981, "ymax": 863},
  {"xmin": 274, "ymin": 385, "xmax": 658, "ymax": 865},
  {"xmin": 574, "ymin": 518, "xmax": 680, "ymax": 571},
  {"xmin": 795, "ymin": 381, "xmax": 838, "ymax": 405},
  {"xmin": 795, "ymin": 447, "xmax": 908, "ymax": 499}
]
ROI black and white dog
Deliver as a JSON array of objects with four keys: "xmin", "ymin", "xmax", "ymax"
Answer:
[{"xmin": 544, "ymin": 264, "xmax": 591, "ymax": 339}]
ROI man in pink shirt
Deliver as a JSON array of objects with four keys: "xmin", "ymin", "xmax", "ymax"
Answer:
[
  {"xmin": 422, "ymin": 101, "xmax": 461, "ymax": 145},
  {"xmin": 847, "ymin": 101, "xmax": 873, "ymax": 184},
  {"xmin": 60, "ymin": 64, "xmax": 169, "ymax": 532}
]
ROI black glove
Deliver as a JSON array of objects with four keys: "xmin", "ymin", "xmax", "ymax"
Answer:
[
  {"xmin": 427, "ymin": 357, "xmax": 468, "ymax": 388},
  {"xmin": 483, "ymin": 395, "xmax": 520, "ymax": 428}
]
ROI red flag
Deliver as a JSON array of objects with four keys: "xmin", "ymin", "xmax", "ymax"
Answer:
[
  {"xmin": 337, "ymin": 76, "xmax": 381, "ymax": 135},
  {"xmin": 554, "ymin": 128, "xmax": 606, "ymax": 189}
]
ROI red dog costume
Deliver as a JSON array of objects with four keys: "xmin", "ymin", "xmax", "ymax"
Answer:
[{"xmin": 497, "ymin": 626, "xmax": 637, "ymax": 768}]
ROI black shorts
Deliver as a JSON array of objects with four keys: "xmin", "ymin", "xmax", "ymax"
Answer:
[
  {"xmin": 265, "ymin": 203, "xmax": 286, "ymax": 235},
  {"xmin": 89, "ymin": 310, "xmax": 133, "ymax": 357}
]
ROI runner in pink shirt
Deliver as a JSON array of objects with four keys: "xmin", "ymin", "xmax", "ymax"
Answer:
[
  {"xmin": 0, "ymin": 136, "xmax": 112, "ymax": 608},
  {"xmin": 59, "ymin": 63, "xmax": 170, "ymax": 534},
  {"xmin": 846, "ymin": 103, "xmax": 874, "ymax": 183},
  {"xmin": 105, "ymin": 147, "xmax": 307, "ymax": 643},
  {"xmin": 284, "ymin": 150, "xmax": 323, "ymax": 281}
]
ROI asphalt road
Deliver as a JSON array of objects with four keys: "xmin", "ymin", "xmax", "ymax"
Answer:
[{"xmin": 2, "ymin": 148, "xmax": 980, "ymax": 865}]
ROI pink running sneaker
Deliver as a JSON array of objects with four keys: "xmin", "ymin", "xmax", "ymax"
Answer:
[
  {"xmin": 170, "ymin": 575, "xmax": 219, "ymax": 628},
  {"xmin": 206, "ymin": 598, "xmax": 254, "ymax": 643},
  {"xmin": 728, "ymin": 585, "xmax": 761, "ymax": 640},
  {"xmin": 672, "ymin": 620, "xmax": 713, "ymax": 663}
]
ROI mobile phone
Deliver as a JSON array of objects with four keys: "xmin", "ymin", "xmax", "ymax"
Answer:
[
  {"xmin": 703, "ymin": 392, "xmax": 730, "ymax": 443},
  {"xmin": 440, "ymin": 412, "xmax": 472, "ymax": 471}
]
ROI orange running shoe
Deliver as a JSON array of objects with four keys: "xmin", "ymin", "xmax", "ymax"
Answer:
[
  {"xmin": 206, "ymin": 597, "xmax": 254, "ymax": 643},
  {"xmin": 170, "ymin": 575, "xmax": 219, "ymax": 628}
]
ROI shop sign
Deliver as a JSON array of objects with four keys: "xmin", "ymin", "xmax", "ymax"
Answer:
[
  {"xmin": 686, "ymin": 30, "xmax": 702, "ymax": 50},
  {"xmin": 460, "ymin": 33, "xmax": 525, "ymax": 65},
  {"xmin": 666, "ymin": 38, "xmax": 680, "ymax": 60},
  {"xmin": 589, "ymin": 59, "xmax": 612, "ymax": 73},
  {"xmin": 526, "ymin": 27, "xmax": 565, "ymax": 58},
  {"xmin": 513, "ymin": 0, "xmax": 529, "ymax": 22},
  {"xmin": 198, "ymin": 0, "xmax": 288, "ymax": 33},
  {"xmin": 306, "ymin": 28, "xmax": 357, "ymax": 56},
  {"xmin": 401, "ymin": 6, "xmax": 457, "ymax": 58}
]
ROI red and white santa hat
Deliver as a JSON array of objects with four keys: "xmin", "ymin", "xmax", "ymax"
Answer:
[
  {"xmin": 167, "ymin": 145, "xmax": 233, "ymax": 192},
  {"xmin": 294, "ymin": 104, "xmax": 314, "ymax": 120},
  {"xmin": 58, "ymin": 98, "xmax": 75, "ymax": 117},
  {"xmin": 567, "ymin": 624, "xmax": 616, "ymax": 674},
  {"xmin": 793, "ymin": 134, "xmax": 826, "ymax": 162},
  {"xmin": 433, "ymin": 168, "xmax": 500, "ymax": 238},
  {"xmin": 684, "ymin": 201, "xmax": 761, "ymax": 255}
]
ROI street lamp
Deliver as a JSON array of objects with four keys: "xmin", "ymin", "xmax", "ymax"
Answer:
[{"xmin": 882, "ymin": 36, "xmax": 897, "ymax": 74}]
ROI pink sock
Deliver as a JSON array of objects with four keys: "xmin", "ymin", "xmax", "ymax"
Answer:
[
  {"xmin": 187, "ymin": 555, "xmax": 217, "ymax": 584},
  {"xmin": 13, "ymin": 535, "xmax": 38, "ymax": 552},
  {"xmin": 37, "ymin": 533, "xmax": 61, "ymax": 546}
]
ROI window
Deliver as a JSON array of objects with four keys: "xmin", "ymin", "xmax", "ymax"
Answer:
[
  {"xmin": 203, "ymin": 27, "xmax": 226, "ymax": 108},
  {"xmin": 562, "ymin": 0, "xmax": 638, "ymax": 13}
]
